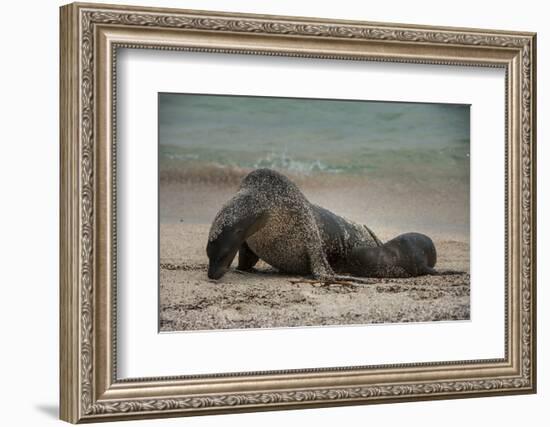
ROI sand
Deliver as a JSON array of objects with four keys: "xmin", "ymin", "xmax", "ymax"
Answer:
[{"xmin": 159, "ymin": 178, "xmax": 470, "ymax": 332}]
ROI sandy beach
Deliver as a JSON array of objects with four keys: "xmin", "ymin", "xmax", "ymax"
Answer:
[{"xmin": 159, "ymin": 177, "xmax": 470, "ymax": 332}]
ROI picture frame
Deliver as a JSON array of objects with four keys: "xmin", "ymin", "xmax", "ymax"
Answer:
[{"xmin": 59, "ymin": 2, "xmax": 537, "ymax": 423}]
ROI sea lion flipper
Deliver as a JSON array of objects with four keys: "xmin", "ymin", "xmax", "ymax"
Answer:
[
  {"xmin": 308, "ymin": 248, "xmax": 334, "ymax": 280},
  {"xmin": 302, "ymin": 209, "xmax": 335, "ymax": 279},
  {"xmin": 237, "ymin": 241, "xmax": 259, "ymax": 271}
]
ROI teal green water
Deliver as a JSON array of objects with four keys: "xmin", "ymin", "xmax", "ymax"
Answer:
[{"xmin": 159, "ymin": 93, "xmax": 470, "ymax": 182}]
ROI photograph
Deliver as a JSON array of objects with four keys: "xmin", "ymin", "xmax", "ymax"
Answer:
[{"xmin": 158, "ymin": 93, "xmax": 471, "ymax": 332}]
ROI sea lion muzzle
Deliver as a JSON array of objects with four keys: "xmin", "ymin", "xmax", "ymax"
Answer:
[
  {"xmin": 207, "ymin": 246, "xmax": 239, "ymax": 280},
  {"xmin": 206, "ymin": 206, "xmax": 269, "ymax": 280}
]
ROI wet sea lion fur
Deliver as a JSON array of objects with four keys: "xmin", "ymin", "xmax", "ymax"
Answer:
[
  {"xmin": 347, "ymin": 232, "xmax": 437, "ymax": 278},
  {"xmin": 206, "ymin": 168, "xmax": 381, "ymax": 281}
]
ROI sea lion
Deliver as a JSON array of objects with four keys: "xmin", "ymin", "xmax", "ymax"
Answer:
[
  {"xmin": 346, "ymin": 232, "xmax": 438, "ymax": 278},
  {"xmin": 206, "ymin": 168, "xmax": 382, "ymax": 280}
]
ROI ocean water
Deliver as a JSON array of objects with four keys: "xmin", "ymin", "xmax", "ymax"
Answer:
[{"xmin": 159, "ymin": 93, "xmax": 470, "ymax": 184}]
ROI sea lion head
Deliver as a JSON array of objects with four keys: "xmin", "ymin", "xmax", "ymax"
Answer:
[{"xmin": 206, "ymin": 192, "xmax": 267, "ymax": 280}]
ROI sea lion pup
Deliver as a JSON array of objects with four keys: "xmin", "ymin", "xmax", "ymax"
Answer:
[
  {"xmin": 346, "ymin": 232, "xmax": 459, "ymax": 278},
  {"xmin": 206, "ymin": 168, "xmax": 382, "ymax": 281}
]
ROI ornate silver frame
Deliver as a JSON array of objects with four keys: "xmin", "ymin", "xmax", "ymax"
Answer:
[{"xmin": 60, "ymin": 2, "xmax": 536, "ymax": 423}]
